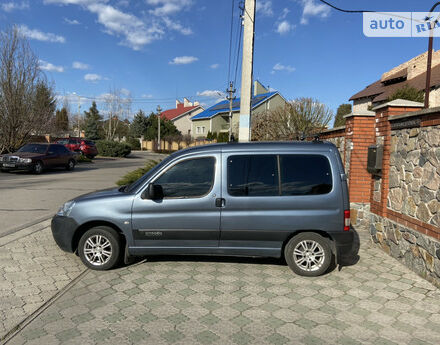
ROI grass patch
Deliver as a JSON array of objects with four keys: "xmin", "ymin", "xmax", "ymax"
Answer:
[
  {"xmin": 77, "ymin": 155, "xmax": 93, "ymax": 163},
  {"xmin": 116, "ymin": 160, "xmax": 160, "ymax": 186}
]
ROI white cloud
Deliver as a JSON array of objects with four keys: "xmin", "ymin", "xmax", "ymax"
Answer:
[
  {"xmin": 197, "ymin": 90, "xmax": 225, "ymax": 98},
  {"xmin": 84, "ymin": 73, "xmax": 103, "ymax": 82},
  {"xmin": 272, "ymin": 63, "xmax": 295, "ymax": 74},
  {"xmin": 141, "ymin": 94, "xmax": 153, "ymax": 98},
  {"xmin": 147, "ymin": 0, "xmax": 193, "ymax": 16},
  {"xmin": 300, "ymin": 0, "xmax": 331, "ymax": 25},
  {"xmin": 256, "ymin": 1, "xmax": 273, "ymax": 17},
  {"xmin": 45, "ymin": 0, "xmax": 194, "ymax": 50},
  {"xmin": 18, "ymin": 25, "xmax": 65, "ymax": 43},
  {"xmin": 64, "ymin": 18, "xmax": 80, "ymax": 25},
  {"xmin": 210, "ymin": 64, "xmax": 219, "ymax": 69},
  {"xmin": 280, "ymin": 8, "xmax": 289, "ymax": 20},
  {"xmin": 39, "ymin": 60, "xmax": 64, "ymax": 72},
  {"xmin": 169, "ymin": 56, "xmax": 198, "ymax": 65},
  {"xmin": 162, "ymin": 17, "xmax": 192, "ymax": 35},
  {"xmin": 72, "ymin": 61, "xmax": 90, "ymax": 70},
  {"xmin": 121, "ymin": 88, "xmax": 131, "ymax": 96},
  {"xmin": 276, "ymin": 20, "xmax": 291, "ymax": 34},
  {"xmin": 1, "ymin": 1, "xmax": 29, "ymax": 12}
]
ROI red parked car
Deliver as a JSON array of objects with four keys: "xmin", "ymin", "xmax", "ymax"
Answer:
[{"xmin": 55, "ymin": 138, "xmax": 98, "ymax": 159}]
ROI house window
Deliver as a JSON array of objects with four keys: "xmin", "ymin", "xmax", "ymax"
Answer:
[
  {"xmin": 202, "ymin": 126, "xmax": 206, "ymax": 134},
  {"xmin": 196, "ymin": 127, "xmax": 201, "ymax": 134}
]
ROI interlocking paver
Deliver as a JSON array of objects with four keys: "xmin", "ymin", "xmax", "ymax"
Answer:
[{"xmin": 1, "ymin": 226, "xmax": 440, "ymax": 344}]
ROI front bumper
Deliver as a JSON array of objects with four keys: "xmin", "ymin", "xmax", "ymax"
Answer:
[
  {"xmin": 51, "ymin": 215, "xmax": 79, "ymax": 253},
  {"xmin": 0, "ymin": 162, "xmax": 34, "ymax": 171}
]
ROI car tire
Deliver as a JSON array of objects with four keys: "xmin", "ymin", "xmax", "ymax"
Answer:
[
  {"xmin": 78, "ymin": 227, "xmax": 121, "ymax": 270},
  {"xmin": 66, "ymin": 159, "xmax": 75, "ymax": 171},
  {"xmin": 34, "ymin": 161, "xmax": 44, "ymax": 174},
  {"xmin": 86, "ymin": 155, "xmax": 94, "ymax": 159},
  {"xmin": 284, "ymin": 232, "xmax": 332, "ymax": 277}
]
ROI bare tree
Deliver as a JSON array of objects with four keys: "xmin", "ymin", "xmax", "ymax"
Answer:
[
  {"xmin": 251, "ymin": 98, "xmax": 333, "ymax": 141},
  {"xmin": 103, "ymin": 88, "xmax": 132, "ymax": 141},
  {"xmin": 0, "ymin": 27, "xmax": 56, "ymax": 152}
]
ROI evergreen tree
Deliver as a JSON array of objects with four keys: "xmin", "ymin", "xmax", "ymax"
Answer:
[
  {"xmin": 130, "ymin": 110, "xmax": 149, "ymax": 138},
  {"xmin": 84, "ymin": 101, "xmax": 102, "ymax": 140},
  {"xmin": 55, "ymin": 107, "xmax": 69, "ymax": 132},
  {"xmin": 388, "ymin": 85, "xmax": 424, "ymax": 103},
  {"xmin": 333, "ymin": 103, "xmax": 352, "ymax": 127},
  {"xmin": 144, "ymin": 113, "xmax": 181, "ymax": 140}
]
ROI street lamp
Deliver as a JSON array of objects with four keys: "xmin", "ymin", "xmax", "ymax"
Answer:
[
  {"xmin": 156, "ymin": 105, "xmax": 162, "ymax": 151},
  {"xmin": 424, "ymin": 2, "xmax": 440, "ymax": 108}
]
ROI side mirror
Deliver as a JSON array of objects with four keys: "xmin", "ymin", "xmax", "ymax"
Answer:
[{"xmin": 144, "ymin": 183, "xmax": 164, "ymax": 200}]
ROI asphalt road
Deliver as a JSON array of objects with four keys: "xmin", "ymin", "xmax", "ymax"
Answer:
[{"xmin": 0, "ymin": 151, "xmax": 165, "ymax": 236}]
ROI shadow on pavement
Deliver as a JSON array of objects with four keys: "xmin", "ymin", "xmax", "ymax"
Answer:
[{"xmin": 338, "ymin": 226, "xmax": 361, "ymax": 269}]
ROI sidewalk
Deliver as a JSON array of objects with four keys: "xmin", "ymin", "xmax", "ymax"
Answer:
[{"xmin": 1, "ymin": 223, "xmax": 439, "ymax": 345}]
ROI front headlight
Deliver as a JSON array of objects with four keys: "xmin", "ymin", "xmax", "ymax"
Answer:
[
  {"xmin": 19, "ymin": 158, "xmax": 32, "ymax": 163},
  {"xmin": 57, "ymin": 201, "xmax": 76, "ymax": 217}
]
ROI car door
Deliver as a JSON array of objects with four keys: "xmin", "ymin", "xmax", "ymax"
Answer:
[
  {"xmin": 46, "ymin": 144, "xmax": 61, "ymax": 167},
  {"xmin": 219, "ymin": 152, "xmax": 338, "ymax": 256},
  {"xmin": 131, "ymin": 153, "xmax": 222, "ymax": 251}
]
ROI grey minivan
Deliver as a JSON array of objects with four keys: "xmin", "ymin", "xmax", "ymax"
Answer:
[{"xmin": 52, "ymin": 142, "xmax": 353, "ymax": 277}]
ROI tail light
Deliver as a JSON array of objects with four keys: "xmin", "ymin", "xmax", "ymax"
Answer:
[{"xmin": 344, "ymin": 210, "xmax": 350, "ymax": 231}]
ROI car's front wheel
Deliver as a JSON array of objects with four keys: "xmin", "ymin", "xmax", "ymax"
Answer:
[
  {"xmin": 78, "ymin": 227, "xmax": 121, "ymax": 270},
  {"xmin": 284, "ymin": 233, "xmax": 332, "ymax": 277},
  {"xmin": 66, "ymin": 159, "xmax": 75, "ymax": 171},
  {"xmin": 34, "ymin": 161, "xmax": 43, "ymax": 174}
]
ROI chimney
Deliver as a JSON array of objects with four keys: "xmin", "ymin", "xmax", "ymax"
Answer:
[
  {"xmin": 176, "ymin": 99, "xmax": 183, "ymax": 109},
  {"xmin": 194, "ymin": 101, "xmax": 200, "ymax": 106},
  {"xmin": 183, "ymin": 98, "xmax": 192, "ymax": 107}
]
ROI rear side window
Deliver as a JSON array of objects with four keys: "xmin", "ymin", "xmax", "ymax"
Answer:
[
  {"xmin": 280, "ymin": 155, "xmax": 332, "ymax": 195},
  {"xmin": 227, "ymin": 155, "xmax": 279, "ymax": 196},
  {"xmin": 154, "ymin": 157, "xmax": 215, "ymax": 198}
]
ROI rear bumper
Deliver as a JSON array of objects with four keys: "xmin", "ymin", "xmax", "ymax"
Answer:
[
  {"xmin": 329, "ymin": 231, "xmax": 354, "ymax": 257},
  {"xmin": 51, "ymin": 215, "xmax": 79, "ymax": 253}
]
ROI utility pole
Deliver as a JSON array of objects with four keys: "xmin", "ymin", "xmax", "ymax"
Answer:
[
  {"xmin": 238, "ymin": 0, "xmax": 256, "ymax": 142},
  {"xmin": 424, "ymin": 3, "xmax": 440, "ymax": 108},
  {"xmin": 156, "ymin": 105, "xmax": 162, "ymax": 151},
  {"xmin": 226, "ymin": 82, "xmax": 236, "ymax": 141},
  {"xmin": 73, "ymin": 92, "xmax": 81, "ymax": 138}
]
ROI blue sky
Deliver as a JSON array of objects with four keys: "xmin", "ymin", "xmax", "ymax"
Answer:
[{"xmin": 0, "ymin": 0, "xmax": 438, "ymax": 123}]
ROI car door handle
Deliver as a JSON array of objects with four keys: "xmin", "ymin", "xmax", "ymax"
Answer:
[{"xmin": 215, "ymin": 198, "xmax": 225, "ymax": 207}]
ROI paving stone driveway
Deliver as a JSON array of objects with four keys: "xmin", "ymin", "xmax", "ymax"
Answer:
[{"xmin": 2, "ymin": 225, "xmax": 439, "ymax": 345}]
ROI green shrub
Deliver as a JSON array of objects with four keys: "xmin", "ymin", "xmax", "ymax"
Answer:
[
  {"xmin": 116, "ymin": 160, "xmax": 160, "ymax": 186},
  {"xmin": 126, "ymin": 137, "xmax": 141, "ymax": 150},
  {"xmin": 217, "ymin": 132, "xmax": 229, "ymax": 142},
  {"xmin": 77, "ymin": 155, "xmax": 93, "ymax": 163},
  {"xmin": 96, "ymin": 140, "xmax": 131, "ymax": 157}
]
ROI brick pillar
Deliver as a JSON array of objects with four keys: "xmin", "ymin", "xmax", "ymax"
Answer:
[
  {"xmin": 344, "ymin": 112, "xmax": 376, "ymax": 203},
  {"xmin": 370, "ymin": 101, "xmax": 423, "ymax": 217}
]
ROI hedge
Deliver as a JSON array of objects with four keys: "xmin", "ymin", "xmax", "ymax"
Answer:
[
  {"xmin": 96, "ymin": 140, "xmax": 131, "ymax": 157},
  {"xmin": 116, "ymin": 160, "xmax": 160, "ymax": 186}
]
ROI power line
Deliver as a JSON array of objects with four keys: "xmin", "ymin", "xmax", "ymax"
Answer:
[{"xmin": 317, "ymin": 0, "xmax": 374, "ymax": 13}]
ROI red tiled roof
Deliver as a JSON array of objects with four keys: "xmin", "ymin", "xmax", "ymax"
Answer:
[{"xmin": 160, "ymin": 105, "xmax": 199, "ymax": 121}]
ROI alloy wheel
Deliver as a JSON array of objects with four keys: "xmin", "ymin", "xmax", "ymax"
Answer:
[
  {"xmin": 83, "ymin": 235, "xmax": 113, "ymax": 266},
  {"xmin": 293, "ymin": 240, "xmax": 325, "ymax": 272}
]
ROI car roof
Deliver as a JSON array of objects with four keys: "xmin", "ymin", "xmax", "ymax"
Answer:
[{"xmin": 175, "ymin": 141, "xmax": 337, "ymax": 156}]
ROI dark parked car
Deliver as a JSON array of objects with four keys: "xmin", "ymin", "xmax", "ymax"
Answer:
[
  {"xmin": 55, "ymin": 138, "xmax": 98, "ymax": 159},
  {"xmin": 52, "ymin": 141, "xmax": 353, "ymax": 276},
  {"xmin": 0, "ymin": 143, "xmax": 77, "ymax": 174}
]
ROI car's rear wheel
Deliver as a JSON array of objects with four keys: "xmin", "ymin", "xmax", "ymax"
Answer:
[
  {"xmin": 78, "ymin": 227, "xmax": 121, "ymax": 270},
  {"xmin": 34, "ymin": 161, "xmax": 43, "ymax": 174},
  {"xmin": 66, "ymin": 159, "xmax": 75, "ymax": 171},
  {"xmin": 284, "ymin": 232, "xmax": 332, "ymax": 277}
]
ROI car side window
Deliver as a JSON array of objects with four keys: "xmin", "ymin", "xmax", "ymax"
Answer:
[
  {"xmin": 280, "ymin": 155, "xmax": 332, "ymax": 195},
  {"xmin": 154, "ymin": 157, "xmax": 215, "ymax": 198},
  {"xmin": 227, "ymin": 155, "xmax": 279, "ymax": 196}
]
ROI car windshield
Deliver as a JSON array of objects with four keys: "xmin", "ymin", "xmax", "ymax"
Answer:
[
  {"xmin": 125, "ymin": 154, "xmax": 175, "ymax": 193},
  {"xmin": 17, "ymin": 144, "xmax": 47, "ymax": 154}
]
